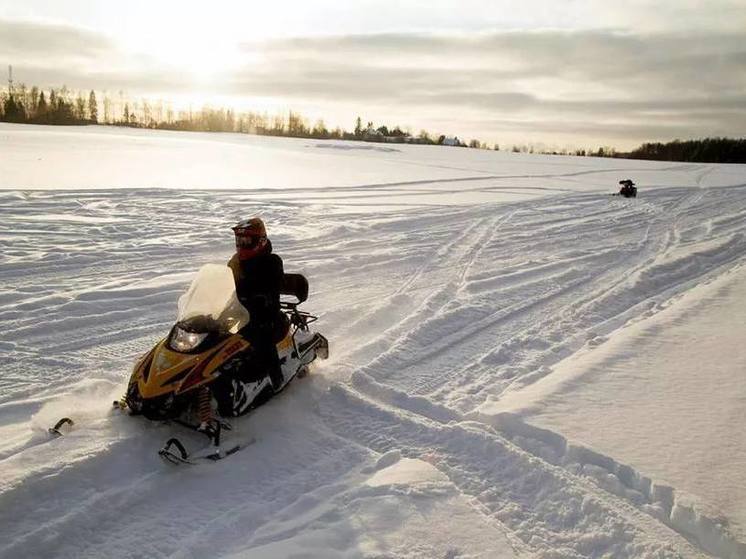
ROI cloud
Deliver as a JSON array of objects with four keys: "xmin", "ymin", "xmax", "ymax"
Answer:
[
  {"xmin": 239, "ymin": 30, "xmax": 746, "ymax": 96},
  {"xmin": 1, "ymin": 17, "xmax": 744, "ymax": 147},
  {"xmin": 0, "ymin": 19, "xmax": 113, "ymax": 62},
  {"xmin": 232, "ymin": 29, "xmax": 746, "ymax": 144},
  {"xmin": 0, "ymin": 19, "xmax": 191, "ymax": 92}
]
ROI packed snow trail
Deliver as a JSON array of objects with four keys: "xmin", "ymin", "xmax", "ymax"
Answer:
[{"xmin": 2, "ymin": 129, "xmax": 746, "ymax": 558}]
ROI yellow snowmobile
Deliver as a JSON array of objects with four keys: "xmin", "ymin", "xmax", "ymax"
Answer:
[{"xmin": 122, "ymin": 263, "xmax": 328, "ymax": 463}]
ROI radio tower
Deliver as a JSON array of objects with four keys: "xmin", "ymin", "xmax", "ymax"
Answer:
[{"xmin": 7, "ymin": 65, "xmax": 12, "ymax": 96}]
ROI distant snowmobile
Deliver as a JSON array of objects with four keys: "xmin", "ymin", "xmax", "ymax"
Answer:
[
  {"xmin": 617, "ymin": 179, "xmax": 638, "ymax": 198},
  {"xmin": 52, "ymin": 264, "xmax": 328, "ymax": 464}
]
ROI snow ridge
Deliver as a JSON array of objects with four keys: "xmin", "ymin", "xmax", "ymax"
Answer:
[
  {"xmin": 323, "ymin": 381, "xmax": 707, "ymax": 558},
  {"xmin": 480, "ymin": 412, "xmax": 746, "ymax": 559}
]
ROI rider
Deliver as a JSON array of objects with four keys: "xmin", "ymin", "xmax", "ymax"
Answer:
[{"xmin": 228, "ymin": 217, "xmax": 287, "ymax": 393}]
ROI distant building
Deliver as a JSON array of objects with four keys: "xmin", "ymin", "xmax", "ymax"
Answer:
[{"xmin": 442, "ymin": 136, "xmax": 461, "ymax": 146}]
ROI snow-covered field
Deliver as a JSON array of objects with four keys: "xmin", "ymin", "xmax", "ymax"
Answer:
[{"xmin": 1, "ymin": 123, "xmax": 745, "ymax": 558}]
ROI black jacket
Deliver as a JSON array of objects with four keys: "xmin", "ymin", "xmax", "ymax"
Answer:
[{"xmin": 228, "ymin": 240, "xmax": 284, "ymax": 327}]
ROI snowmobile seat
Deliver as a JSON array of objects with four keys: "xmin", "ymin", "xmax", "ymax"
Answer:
[{"xmin": 281, "ymin": 273, "xmax": 309, "ymax": 303}]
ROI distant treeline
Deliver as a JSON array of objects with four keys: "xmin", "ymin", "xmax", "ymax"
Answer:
[
  {"xmin": 624, "ymin": 138, "xmax": 746, "ymax": 164},
  {"xmin": 0, "ymin": 83, "xmax": 476, "ymax": 147},
  {"xmin": 2, "ymin": 83, "xmax": 744, "ymax": 162},
  {"xmin": 2, "ymin": 85, "xmax": 97, "ymax": 125}
]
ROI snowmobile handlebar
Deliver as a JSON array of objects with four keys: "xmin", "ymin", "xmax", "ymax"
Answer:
[{"xmin": 280, "ymin": 300, "xmax": 319, "ymax": 330}]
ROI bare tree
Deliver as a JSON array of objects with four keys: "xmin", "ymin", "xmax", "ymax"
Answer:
[
  {"xmin": 103, "ymin": 93, "xmax": 111, "ymax": 123},
  {"xmin": 88, "ymin": 90, "xmax": 98, "ymax": 123},
  {"xmin": 75, "ymin": 93, "xmax": 87, "ymax": 122}
]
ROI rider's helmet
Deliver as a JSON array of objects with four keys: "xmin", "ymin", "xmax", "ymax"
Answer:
[{"xmin": 233, "ymin": 217, "xmax": 268, "ymax": 260}]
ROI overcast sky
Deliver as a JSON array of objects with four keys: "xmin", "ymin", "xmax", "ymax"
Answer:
[{"xmin": 1, "ymin": 0, "xmax": 745, "ymax": 149}]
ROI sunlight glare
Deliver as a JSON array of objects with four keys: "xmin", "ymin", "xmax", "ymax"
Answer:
[{"xmin": 116, "ymin": 1, "xmax": 270, "ymax": 82}]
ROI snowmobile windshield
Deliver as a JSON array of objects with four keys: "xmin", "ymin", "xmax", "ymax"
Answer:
[{"xmin": 176, "ymin": 264, "xmax": 250, "ymax": 335}]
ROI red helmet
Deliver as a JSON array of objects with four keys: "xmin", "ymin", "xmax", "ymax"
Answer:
[{"xmin": 233, "ymin": 217, "xmax": 268, "ymax": 260}]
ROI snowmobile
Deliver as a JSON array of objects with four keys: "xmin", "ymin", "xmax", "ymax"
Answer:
[
  {"xmin": 617, "ymin": 179, "xmax": 637, "ymax": 198},
  {"xmin": 51, "ymin": 264, "xmax": 328, "ymax": 464}
]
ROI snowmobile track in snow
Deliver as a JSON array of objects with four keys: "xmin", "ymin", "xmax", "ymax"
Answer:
[
  {"xmin": 2, "ymin": 167, "xmax": 746, "ymax": 558},
  {"xmin": 352, "ymin": 186, "xmax": 746, "ymax": 416},
  {"xmin": 320, "ymin": 382, "xmax": 710, "ymax": 558}
]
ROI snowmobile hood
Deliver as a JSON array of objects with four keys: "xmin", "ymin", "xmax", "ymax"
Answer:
[{"xmin": 131, "ymin": 335, "xmax": 250, "ymax": 400}]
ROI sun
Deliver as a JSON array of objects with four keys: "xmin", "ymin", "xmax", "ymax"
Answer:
[
  {"xmin": 113, "ymin": 2, "xmax": 271, "ymax": 84},
  {"xmin": 123, "ymin": 31, "xmax": 242, "ymax": 84}
]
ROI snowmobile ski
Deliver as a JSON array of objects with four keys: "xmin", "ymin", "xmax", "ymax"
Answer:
[
  {"xmin": 158, "ymin": 436, "xmax": 250, "ymax": 465},
  {"xmin": 48, "ymin": 417, "xmax": 74, "ymax": 437},
  {"xmin": 157, "ymin": 416, "xmax": 253, "ymax": 465}
]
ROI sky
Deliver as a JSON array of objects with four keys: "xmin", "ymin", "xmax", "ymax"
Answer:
[{"xmin": 0, "ymin": 0, "xmax": 745, "ymax": 149}]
